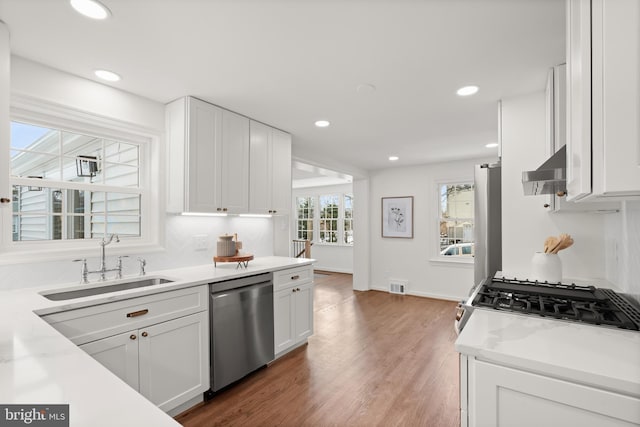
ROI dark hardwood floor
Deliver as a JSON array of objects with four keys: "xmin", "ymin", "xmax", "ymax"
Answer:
[{"xmin": 176, "ymin": 272, "xmax": 460, "ymax": 427}]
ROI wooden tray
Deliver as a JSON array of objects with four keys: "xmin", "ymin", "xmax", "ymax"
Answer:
[{"xmin": 213, "ymin": 253, "xmax": 253, "ymax": 268}]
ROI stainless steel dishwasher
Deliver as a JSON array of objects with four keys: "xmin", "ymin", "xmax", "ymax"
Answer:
[{"xmin": 207, "ymin": 272, "xmax": 274, "ymax": 395}]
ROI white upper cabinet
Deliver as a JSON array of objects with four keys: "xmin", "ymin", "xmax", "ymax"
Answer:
[
  {"xmin": 166, "ymin": 97, "xmax": 293, "ymax": 215},
  {"xmin": 566, "ymin": 0, "xmax": 640, "ymax": 201},
  {"xmin": 166, "ymin": 96, "xmax": 249, "ymax": 213},
  {"xmin": 167, "ymin": 96, "xmax": 221, "ymax": 213},
  {"xmin": 249, "ymin": 120, "xmax": 292, "ymax": 215},
  {"xmin": 219, "ymin": 109, "xmax": 250, "ymax": 214}
]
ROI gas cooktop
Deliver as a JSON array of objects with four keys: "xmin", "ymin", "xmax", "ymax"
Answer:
[{"xmin": 471, "ymin": 277, "xmax": 640, "ymax": 331}]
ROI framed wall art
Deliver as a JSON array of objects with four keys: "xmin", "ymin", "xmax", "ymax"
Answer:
[{"xmin": 381, "ymin": 196, "xmax": 413, "ymax": 238}]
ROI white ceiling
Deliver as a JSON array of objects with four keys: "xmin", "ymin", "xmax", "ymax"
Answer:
[{"xmin": 0, "ymin": 0, "xmax": 565, "ymax": 176}]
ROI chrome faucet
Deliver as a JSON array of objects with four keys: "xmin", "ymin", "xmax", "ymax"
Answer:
[
  {"xmin": 73, "ymin": 234, "xmax": 124, "ymax": 283},
  {"xmin": 99, "ymin": 234, "xmax": 120, "ymax": 280}
]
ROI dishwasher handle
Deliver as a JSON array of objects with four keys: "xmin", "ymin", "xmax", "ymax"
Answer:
[{"xmin": 209, "ymin": 272, "xmax": 273, "ymax": 293}]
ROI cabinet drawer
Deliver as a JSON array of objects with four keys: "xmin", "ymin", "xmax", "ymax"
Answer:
[
  {"xmin": 273, "ymin": 266, "xmax": 313, "ymax": 291},
  {"xmin": 41, "ymin": 285, "xmax": 208, "ymax": 345}
]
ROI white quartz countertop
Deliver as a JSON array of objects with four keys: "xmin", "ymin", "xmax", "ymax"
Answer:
[
  {"xmin": 455, "ymin": 309, "xmax": 640, "ymax": 397},
  {"xmin": 0, "ymin": 256, "xmax": 314, "ymax": 426}
]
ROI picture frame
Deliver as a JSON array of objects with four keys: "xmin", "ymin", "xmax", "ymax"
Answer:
[{"xmin": 381, "ymin": 196, "xmax": 414, "ymax": 238}]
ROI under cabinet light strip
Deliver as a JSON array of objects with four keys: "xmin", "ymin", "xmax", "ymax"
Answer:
[{"xmin": 181, "ymin": 212, "xmax": 228, "ymax": 217}]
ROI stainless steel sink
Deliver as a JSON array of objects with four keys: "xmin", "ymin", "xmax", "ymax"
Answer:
[{"xmin": 41, "ymin": 277, "xmax": 174, "ymax": 301}]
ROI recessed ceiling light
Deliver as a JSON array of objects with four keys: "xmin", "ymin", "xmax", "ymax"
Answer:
[
  {"xmin": 94, "ymin": 69, "xmax": 121, "ymax": 82},
  {"xmin": 314, "ymin": 120, "xmax": 330, "ymax": 128},
  {"xmin": 70, "ymin": 0, "xmax": 111, "ymax": 20},
  {"xmin": 456, "ymin": 85, "xmax": 479, "ymax": 96},
  {"xmin": 485, "ymin": 142, "xmax": 499, "ymax": 148},
  {"xmin": 389, "ymin": 156, "xmax": 399, "ymax": 161}
]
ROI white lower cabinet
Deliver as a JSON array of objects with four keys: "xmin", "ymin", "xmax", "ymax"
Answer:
[
  {"xmin": 466, "ymin": 358, "xmax": 640, "ymax": 427},
  {"xmin": 80, "ymin": 329, "xmax": 140, "ymax": 391},
  {"xmin": 273, "ymin": 266, "xmax": 314, "ymax": 357},
  {"xmin": 44, "ymin": 286, "xmax": 210, "ymax": 414},
  {"xmin": 139, "ymin": 311, "xmax": 209, "ymax": 412},
  {"xmin": 80, "ymin": 311, "xmax": 208, "ymax": 412}
]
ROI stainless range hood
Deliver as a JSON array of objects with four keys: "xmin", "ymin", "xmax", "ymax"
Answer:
[{"xmin": 522, "ymin": 145, "xmax": 566, "ymax": 195}]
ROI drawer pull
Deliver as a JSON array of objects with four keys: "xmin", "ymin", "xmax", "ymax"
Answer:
[
  {"xmin": 130, "ymin": 334, "xmax": 137, "ymax": 340},
  {"xmin": 291, "ymin": 275, "xmax": 300, "ymax": 280},
  {"xmin": 126, "ymin": 309, "xmax": 149, "ymax": 318},
  {"xmin": 141, "ymin": 331, "xmax": 148, "ymax": 337}
]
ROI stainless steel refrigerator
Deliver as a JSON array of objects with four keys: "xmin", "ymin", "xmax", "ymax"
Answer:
[{"xmin": 473, "ymin": 163, "xmax": 502, "ymax": 287}]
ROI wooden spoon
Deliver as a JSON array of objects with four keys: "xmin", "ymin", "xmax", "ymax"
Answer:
[
  {"xmin": 544, "ymin": 236, "xmax": 558, "ymax": 254},
  {"xmin": 548, "ymin": 235, "xmax": 564, "ymax": 254},
  {"xmin": 554, "ymin": 234, "xmax": 574, "ymax": 253}
]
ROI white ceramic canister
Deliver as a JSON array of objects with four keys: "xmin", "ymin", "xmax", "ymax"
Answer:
[
  {"xmin": 216, "ymin": 234, "xmax": 236, "ymax": 257},
  {"xmin": 531, "ymin": 252, "xmax": 562, "ymax": 283}
]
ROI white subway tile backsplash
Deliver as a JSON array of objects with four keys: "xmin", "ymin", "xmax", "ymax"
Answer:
[{"xmin": 0, "ymin": 215, "xmax": 275, "ymax": 290}]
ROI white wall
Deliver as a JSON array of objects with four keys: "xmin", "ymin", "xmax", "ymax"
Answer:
[
  {"xmin": 501, "ymin": 92, "xmax": 607, "ymax": 281},
  {"xmin": 605, "ymin": 201, "xmax": 640, "ymax": 302},
  {"xmin": 368, "ymin": 157, "xmax": 494, "ymax": 300},
  {"xmin": 352, "ymin": 178, "xmax": 370, "ymax": 291},
  {"xmin": 292, "ymin": 183, "xmax": 353, "ymax": 273},
  {"xmin": 0, "ymin": 57, "xmax": 276, "ymax": 290}
]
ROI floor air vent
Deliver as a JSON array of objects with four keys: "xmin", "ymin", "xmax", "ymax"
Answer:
[{"xmin": 389, "ymin": 279, "xmax": 408, "ymax": 295}]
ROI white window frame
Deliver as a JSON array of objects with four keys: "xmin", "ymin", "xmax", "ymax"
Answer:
[
  {"xmin": 434, "ymin": 179, "xmax": 474, "ymax": 265},
  {"xmin": 295, "ymin": 196, "xmax": 314, "ymax": 242},
  {"xmin": 0, "ymin": 95, "xmax": 163, "ymax": 264},
  {"xmin": 294, "ymin": 192, "xmax": 353, "ymax": 247}
]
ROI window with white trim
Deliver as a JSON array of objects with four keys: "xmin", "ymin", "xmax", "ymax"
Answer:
[
  {"xmin": 295, "ymin": 193, "xmax": 353, "ymax": 245},
  {"xmin": 439, "ymin": 183, "xmax": 474, "ymax": 257},
  {"xmin": 343, "ymin": 194, "xmax": 353, "ymax": 244},
  {"xmin": 295, "ymin": 196, "xmax": 314, "ymax": 241},
  {"xmin": 1, "ymin": 97, "xmax": 160, "ymax": 263},
  {"xmin": 10, "ymin": 121, "xmax": 142, "ymax": 241},
  {"xmin": 319, "ymin": 194, "xmax": 339, "ymax": 243}
]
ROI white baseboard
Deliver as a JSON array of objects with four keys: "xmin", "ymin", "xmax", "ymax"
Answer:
[{"xmin": 314, "ymin": 266, "xmax": 353, "ymax": 274}]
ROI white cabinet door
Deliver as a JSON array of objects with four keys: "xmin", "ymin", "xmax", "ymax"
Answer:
[
  {"xmin": 187, "ymin": 97, "xmax": 223, "ymax": 213},
  {"xmin": 566, "ymin": 0, "xmax": 640, "ymax": 201},
  {"xmin": 249, "ymin": 121, "xmax": 292, "ymax": 215},
  {"xmin": 249, "ymin": 120, "xmax": 271, "ymax": 214},
  {"xmin": 138, "ymin": 311, "xmax": 209, "ymax": 413},
  {"xmin": 470, "ymin": 359, "xmax": 640, "ymax": 427},
  {"xmin": 294, "ymin": 282, "xmax": 313, "ymax": 342},
  {"xmin": 274, "ymin": 287, "xmax": 296, "ymax": 355},
  {"xmin": 591, "ymin": 0, "xmax": 640, "ymax": 197},
  {"xmin": 80, "ymin": 331, "xmax": 139, "ymax": 391},
  {"xmin": 566, "ymin": 0, "xmax": 592, "ymax": 202},
  {"xmin": 166, "ymin": 96, "xmax": 223, "ymax": 213},
  {"xmin": 219, "ymin": 110, "xmax": 249, "ymax": 213},
  {"xmin": 274, "ymin": 269, "xmax": 314, "ymax": 358},
  {"xmin": 270, "ymin": 128, "xmax": 292, "ymax": 215}
]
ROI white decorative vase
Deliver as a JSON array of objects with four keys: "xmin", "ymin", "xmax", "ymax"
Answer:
[{"xmin": 531, "ymin": 252, "xmax": 562, "ymax": 283}]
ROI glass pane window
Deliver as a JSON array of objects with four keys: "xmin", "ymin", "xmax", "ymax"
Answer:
[
  {"xmin": 10, "ymin": 120, "xmax": 143, "ymax": 243},
  {"xmin": 296, "ymin": 193, "xmax": 354, "ymax": 245},
  {"xmin": 296, "ymin": 196, "xmax": 314, "ymax": 241},
  {"xmin": 11, "ymin": 121, "xmax": 140, "ymax": 187},
  {"xmin": 344, "ymin": 194, "xmax": 353, "ymax": 244},
  {"xmin": 439, "ymin": 183, "xmax": 474, "ymax": 256},
  {"xmin": 319, "ymin": 195, "xmax": 339, "ymax": 243}
]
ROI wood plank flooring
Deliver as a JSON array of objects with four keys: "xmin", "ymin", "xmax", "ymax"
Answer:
[{"xmin": 175, "ymin": 272, "xmax": 460, "ymax": 427}]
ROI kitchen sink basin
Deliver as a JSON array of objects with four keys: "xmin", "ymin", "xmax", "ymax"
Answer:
[{"xmin": 41, "ymin": 277, "xmax": 174, "ymax": 301}]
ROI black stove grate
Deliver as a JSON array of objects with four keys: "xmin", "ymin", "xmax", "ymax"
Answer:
[{"xmin": 472, "ymin": 278, "xmax": 640, "ymax": 331}]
